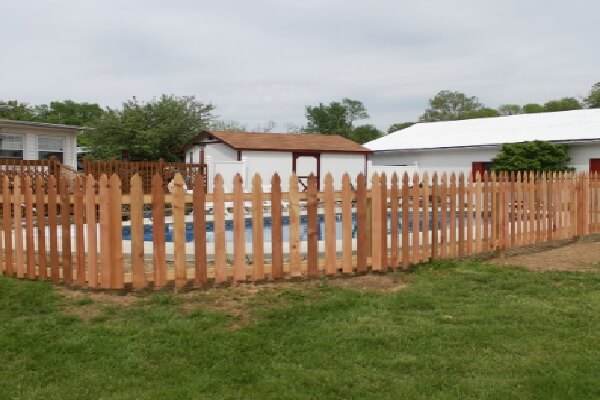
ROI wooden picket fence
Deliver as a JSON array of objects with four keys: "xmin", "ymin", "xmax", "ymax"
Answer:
[
  {"xmin": 82, "ymin": 159, "xmax": 206, "ymax": 193},
  {"xmin": 0, "ymin": 170, "xmax": 598, "ymax": 291}
]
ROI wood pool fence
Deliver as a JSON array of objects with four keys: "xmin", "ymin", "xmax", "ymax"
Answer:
[
  {"xmin": 0, "ymin": 170, "xmax": 598, "ymax": 291},
  {"xmin": 82, "ymin": 159, "xmax": 207, "ymax": 193}
]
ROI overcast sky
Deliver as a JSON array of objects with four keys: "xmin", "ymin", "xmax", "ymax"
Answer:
[{"xmin": 1, "ymin": 0, "xmax": 598, "ymax": 131}]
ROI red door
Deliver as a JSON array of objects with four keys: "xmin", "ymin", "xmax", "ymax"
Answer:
[
  {"xmin": 471, "ymin": 161, "xmax": 491, "ymax": 180},
  {"xmin": 590, "ymin": 159, "xmax": 600, "ymax": 174}
]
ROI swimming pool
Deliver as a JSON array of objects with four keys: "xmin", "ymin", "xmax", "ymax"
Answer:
[{"xmin": 121, "ymin": 213, "xmax": 439, "ymax": 243}]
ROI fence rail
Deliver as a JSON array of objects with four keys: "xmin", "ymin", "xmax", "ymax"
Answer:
[{"xmin": 0, "ymin": 170, "xmax": 598, "ymax": 291}]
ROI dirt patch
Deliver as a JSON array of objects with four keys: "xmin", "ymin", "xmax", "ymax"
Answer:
[
  {"xmin": 490, "ymin": 240, "xmax": 600, "ymax": 272},
  {"xmin": 326, "ymin": 274, "xmax": 408, "ymax": 292},
  {"xmin": 57, "ymin": 287, "xmax": 141, "ymax": 321},
  {"xmin": 56, "ymin": 273, "xmax": 409, "ymax": 327}
]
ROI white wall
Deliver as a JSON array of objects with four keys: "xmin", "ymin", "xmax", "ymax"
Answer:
[
  {"xmin": 320, "ymin": 153, "xmax": 366, "ymax": 188},
  {"xmin": 371, "ymin": 147, "xmax": 500, "ymax": 176},
  {"xmin": 191, "ymin": 142, "xmax": 368, "ymax": 192},
  {"xmin": 568, "ymin": 142, "xmax": 600, "ymax": 171},
  {"xmin": 371, "ymin": 143, "xmax": 600, "ymax": 175},
  {"xmin": 243, "ymin": 151, "xmax": 291, "ymax": 191}
]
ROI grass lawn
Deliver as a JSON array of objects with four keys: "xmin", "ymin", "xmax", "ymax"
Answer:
[{"xmin": 2, "ymin": 260, "xmax": 600, "ymax": 399}]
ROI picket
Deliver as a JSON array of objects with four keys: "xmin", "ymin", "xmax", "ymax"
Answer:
[
  {"xmin": 528, "ymin": 171, "xmax": 535, "ymax": 244},
  {"xmin": 151, "ymin": 174, "xmax": 167, "ymax": 288},
  {"xmin": 109, "ymin": 174, "xmax": 124, "ymax": 289},
  {"xmin": 99, "ymin": 174, "xmax": 112, "ymax": 288},
  {"xmin": 85, "ymin": 175, "xmax": 98, "ymax": 288},
  {"xmin": 466, "ymin": 175, "xmax": 473, "ymax": 256},
  {"xmin": 14, "ymin": 176, "xmax": 24, "ymax": 279},
  {"xmin": 233, "ymin": 174, "xmax": 246, "ymax": 282},
  {"xmin": 449, "ymin": 173, "xmax": 457, "ymax": 258},
  {"xmin": 412, "ymin": 173, "xmax": 420, "ymax": 264},
  {"xmin": 390, "ymin": 173, "xmax": 399, "ymax": 268},
  {"xmin": 2, "ymin": 176, "xmax": 12, "ymax": 276},
  {"xmin": 422, "ymin": 173, "xmax": 430, "ymax": 261},
  {"xmin": 371, "ymin": 174, "xmax": 383, "ymax": 271},
  {"xmin": 356, "ymin": 173, "xmax": 368, "ymax": 272},
  {"xmin": 48, "ymin": 176, "xmax": 59, "ymax": 283},
  {"xmin": 439, "ymin": 173, "xmax": 448, "ymax": 259},
  {"xmin": 74, "ymin": 176, "xmax": 86, "ymax": 286},
  {"xmin": 341, "ymin": 174, "xmax": 353, "ymax": 273},
  {"xmin": 324, "ymin": 173, "xmax": 337, "ymax": 275},
  {"xmin": 60, "ymin": 177, "xmax": 72, "ymax": 284},
  {"xmin": 251, "ymin": 174, "xmax": 265, "ymax": 281},
  {"xmin": 35, "ymin": 176, "xmax": 47, "ymax": 280},
  {"xmin": 130, "ymin": 174, "xmax": 146, "ymax": 290},
  {"xmin": 401, "ymin": 173, "xmax": 410, "ymax": 268},
  {"xmin": 474, "ymin": 173, "xmax": 482, "ymax": 253},
  {"xmin": 193, "ymin": 174, "xmax": 207, "ymax": 285},
  {"xmin": 23, "ymin": 176, "xmax": 35, "ymax": 279},
  {"xmin": 173, "ymin": 173, "xmax": 187, "ymax": 289},
  {"xmin": 213, "ymin": 175, "xmax": 227, "ymax": 284},
  {"xmin": 270, "ymin": 174, "xmax": 283, "ymax": 279},
  {"xmin": 306, "ymin": 175, "xmax": 319, "ymax": 278},
  {"xmin": 431, "ymin": 173, "xmax": 439, "ymax": 260},
  {"xmin": 458, "ymin": 173, "xmax": 465, "ymax": 257},
  {"xmin": 380, "ymin": 174, "xmax": 388, "ymax": 270},
  {"xmin": 482, "ymin": 172, "xmax": 490, "ymax": 250},
  {"xmin": 288, "ymin": 174, "xmax": 301, "ymax": 276}
]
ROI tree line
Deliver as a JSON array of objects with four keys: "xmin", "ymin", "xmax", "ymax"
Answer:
[
  {"xmin": 1, "ymin": 81, "xmax": 598, "ymax": 160},
  {"xmin": 388, "ymin": 82, "xmax": 600, "ymax": 133}
]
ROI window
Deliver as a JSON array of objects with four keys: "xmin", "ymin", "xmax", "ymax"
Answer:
[
  {"xmin": 38, "ymin": 136, "xmax": 64, "ymax": 162},
  {"xmin": 0, "ymin": 134, "xmax": 24, "ymax": 158}
]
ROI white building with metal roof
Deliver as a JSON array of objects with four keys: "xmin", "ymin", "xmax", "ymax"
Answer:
[{"xmin": 365, "ymin": 109, "xmax": 600, "ymax": 177}]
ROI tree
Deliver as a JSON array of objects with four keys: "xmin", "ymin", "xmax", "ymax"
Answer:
[
  {"xmin": 498, "ymin": 104, "xmax": 522, "ymax": 115},
  {"xmin": 419, "ymin": 90, "xmax": 484, "ymax": 122},
  {"xmin": 33, "ymin": 100, "xmax": 104, "ymax": 126},
  {"xmin": 210, "ymin": 120, "xmax": 247, "ymax": 132},
  {"xmin": 543, "ymin": 97, "xmax": 582, "ymax": 112},
  {"xmin": 304, "ymin": 98, "xmax": 369, "ymax": 138},
  {"xmin": 350, "ymin": 124, "xmax": 383, "ymax": 144},
  {"xmin": 458, "ymin": 108, "xmax": 499, "ymax": 120},
  {"xmin": 85, "ymin": 95, "xmax": 214, "ymax": 161},
  {"xmin": 387, "ymin": 122, "xmax": 414, "ymax": 133},
  {"xmin": 0, "ymin": 100, "xmax": 36, "ymax": 120},
  {"xmin": 522, "ymin": 103, "xmax": 545, "ymax": 113},
  {"xmin": 585, "ymin": 82, "xmax": 600, "ymax": 109},
  {"xmin": 492, "ymin": 141, "xmax": 573, "ymax": 172}
]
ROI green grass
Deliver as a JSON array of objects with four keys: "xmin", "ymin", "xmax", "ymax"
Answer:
[{"xmin": 2, "ymin": 261, "xmax": 600, "ymax": 399}]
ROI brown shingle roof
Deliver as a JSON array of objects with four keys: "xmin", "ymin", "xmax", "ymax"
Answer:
[{"xmin": 205, "ymin": 131, "xmax": 371, "ymax": 153}]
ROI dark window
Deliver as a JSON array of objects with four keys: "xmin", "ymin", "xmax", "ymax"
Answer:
[
  {"xmin": 0, "ymin": 134, "xmax": 24, "ymax": 159},
  {"xmin": 38, "ymin": 136, "xmax": 64, "ymax": 163}
]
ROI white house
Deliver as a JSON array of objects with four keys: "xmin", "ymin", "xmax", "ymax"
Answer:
[
  {"xmin": 185, "ymin": 131, "xmax": 371, "ymax": 191},
  {"xmin": 0, "ymin": 119, "xmax": 80, "ymax": 169},
  {"xmin": 365, "ymin": 109, "xmax": 600, "ymax": 178}
]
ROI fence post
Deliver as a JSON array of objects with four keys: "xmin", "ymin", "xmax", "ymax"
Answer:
[
  {"xmin": 370, "ymin": 174, "xmax": 382, "ymax": 271},
  {"xmin": 252, "ymin": 174, "xmax": 265, "ymax": 281},
  {"xmin": 270, "ymin": 174, "xmax": 283, "ymax": 279},
  {"xmin": 324, "ymin": 173, "xmax": 336, "ymax": 276},
  {"xmin": 109, "ymin": 174, "xmax": 124, "ymax": 289},
  {"xmin": 356, "ymin": 173, "xmax": 368, "ymax": 273},
  {"xmin": 213, "ymin": 174, "xmax": 227, "ymax": 284},
  {"xmin": 342, "ymin": 174, "xmax": 353, "ymax": 273},
  {"xmin": 173, "ymin": 173, "xmax": 187, "ymax": 289},
  {"xmin": 193, "ymin": 174, "xmax": 207, "ymax": 286},
  {"xmin": 306, "ymin": 174, "xmax": 319, "ymax": 278}
]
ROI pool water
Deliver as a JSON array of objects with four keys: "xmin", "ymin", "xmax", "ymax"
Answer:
[{"xmin": 122, "ymin": 213, "xmax": 442, "ymax": 243}]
